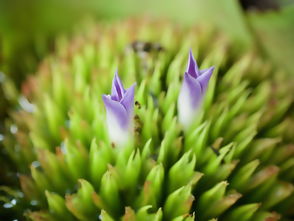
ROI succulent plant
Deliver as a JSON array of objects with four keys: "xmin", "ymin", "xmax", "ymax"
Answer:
[{"xmin": 2, "ymin": 19, "xmax": 294, "ymax": 221}]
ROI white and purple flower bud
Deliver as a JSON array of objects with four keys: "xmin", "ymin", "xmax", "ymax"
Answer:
[
  {"xmin": 178, "ymin": 50, "xmax": 214, "ymax": 129},
  {"xmin": 102, "ymin": 72, "xmax": 136, "ymax": 146}
]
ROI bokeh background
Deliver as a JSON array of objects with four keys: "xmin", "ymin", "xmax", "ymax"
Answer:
[
  {"xmin": 0, "ymin": 0, "xmax": 293, "ymax": 220},
  {"xmin": 1, "ymin": 0, "xmax": 294, "ymax": 86}
]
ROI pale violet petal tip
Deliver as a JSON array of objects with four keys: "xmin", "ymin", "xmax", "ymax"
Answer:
[
  {"xmin": 111, "ymin": 71, "xmax": 125, "ymax": 100},
  {"xmin": 187, "ymin": 49, "xmax": 199, "ymax": 78},
  {"xmin": 197, "ymin": 66, "xmax": 214, "ymax": 92},
  {"xmin": 120, "ymin": 83, "xmax": 136, "ymax": 116}
]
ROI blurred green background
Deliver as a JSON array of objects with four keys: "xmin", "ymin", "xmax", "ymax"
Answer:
[{"xmin": 0, "ymin": 0, "xmax": 293, "ymax": 87}]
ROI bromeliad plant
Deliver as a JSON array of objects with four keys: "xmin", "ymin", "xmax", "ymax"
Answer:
[{"xmin": 3, "ymin": 19, "xmax": 294, "ymax": 221}]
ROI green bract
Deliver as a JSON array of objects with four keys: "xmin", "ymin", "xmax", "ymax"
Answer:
[{"xmin": 3, "ymin": 19, "xmax": 294, "ymax": 221}]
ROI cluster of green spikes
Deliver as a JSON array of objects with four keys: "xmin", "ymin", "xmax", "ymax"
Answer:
[{"xmin": 3, "ymin": 19, "xmax": 294, "ymax": 221}]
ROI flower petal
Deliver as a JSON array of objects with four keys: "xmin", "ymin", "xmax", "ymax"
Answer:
[
  {"xmin": 120, "ymin": 83, "xmax": 136, "ymax": 117},
  {"xmin": 184, "ymin": 72, "xmax": 203, "ymax": 108},
  {"xmin": 199, "ymin": 67, "xmax": 212, "ymax": 75},
  {"xmin": 186, "ymin": 49, "xmax": 199, "ymax": 78},
  {"xmin": 111, "ymin": 71, "xmax": 126, "ymax": 101},
  {"xmin": 178, "ymin": 72, "xmax": 204, "ymax": 128},
  {"xmin": 197, "ymin": 66, "xmax": 214, "ymax": 92},
  {"xmin": 102, "ymin": 95, "xmax": 129, "ymax": 129}
]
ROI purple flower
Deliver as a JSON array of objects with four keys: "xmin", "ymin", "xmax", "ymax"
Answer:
[
  {"xmin": 103, "ymin": 72, "xmax": 136, "ymax": 146},
  {"xmin": 178, "ymin": 50, "xmax": 214, "ymax": 128}
]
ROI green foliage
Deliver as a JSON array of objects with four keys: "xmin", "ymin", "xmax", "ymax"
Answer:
[
  {"xmin": 2, "ymin": 19, "xmax": 294, "ymax": 220},
  {"xmin": 247, "ymin": 5, "xmax": 294, "ymax": 74}
]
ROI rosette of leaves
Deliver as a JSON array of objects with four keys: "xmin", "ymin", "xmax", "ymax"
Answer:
[{"xmin": 3, "ymin": 19, "xmax": 294, "ymax": 221}]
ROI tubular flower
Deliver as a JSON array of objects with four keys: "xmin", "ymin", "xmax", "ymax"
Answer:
[
  {"xmin": 102, "ymin": 72, "xmax": 136, "ymax": 146},
  {"xmin": 178, "ymin": 50, "xmax": 214, "ymax": 129}
]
